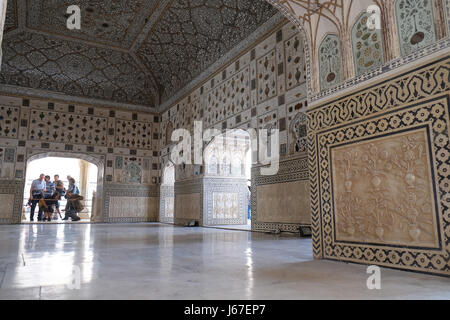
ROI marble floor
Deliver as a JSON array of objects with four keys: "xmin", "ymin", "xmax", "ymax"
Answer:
[{"xmin": 0, "ymin": 223, "xmax": 448, "ymax": 300}]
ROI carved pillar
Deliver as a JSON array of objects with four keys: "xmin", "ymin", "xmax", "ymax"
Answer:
[
  {"xmin": 310, "ymin": 48, "xmax": 321, "ymax": 94},
  {"xmin": 90, "ymin": 191, "xmax": 97, "ymax": 221},
  {"xmin": 340, "ymin": 29, "xmax": 356, "ymax": 80},
  {"xmin": 78, "ymin": 159, "xmax": 90, "ymax": 219},
  {"xmin": 380, "ymin": 0, "xmax": 401, "ymax": 62},
  {"xmin": 432, "ymin": 0, "xmax": 448, "ymax": 40},
  {"xmin": 0, "ymin": 0, "xmax": 7, "ymax": 71}
]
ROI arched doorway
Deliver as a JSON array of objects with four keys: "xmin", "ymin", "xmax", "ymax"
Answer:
[{"xmin": 23, "ymin": 152, "xmax": 104, "ymax": 223}]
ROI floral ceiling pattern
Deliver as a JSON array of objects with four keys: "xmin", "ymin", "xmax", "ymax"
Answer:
[
  {"xmin": 1, "ymin": 0, "xmax": 280, "ymax": 108},
  {"xmin": 136, "ymin": 0, "xmax": 279, "ymax": 101}
]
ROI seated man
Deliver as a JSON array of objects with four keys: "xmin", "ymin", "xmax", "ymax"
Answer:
[{"xmin": 39, "ymin": 193, "xmax": 60, "ymax": 222}]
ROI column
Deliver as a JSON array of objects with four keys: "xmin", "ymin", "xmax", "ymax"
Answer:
[
  {"xmin": 0, "ymin": 0, "xmax": 7, "ymax": 71},
  {"xmin": 78, "ymin": 159, "xmax": 90, "ymax": 219}
]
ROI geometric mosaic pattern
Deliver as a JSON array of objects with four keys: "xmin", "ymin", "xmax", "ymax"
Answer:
[
  {"xmin": 137, "ymin": 0, "xmax": 278, "ymax": 101},
  {"xmin": 0, "ymin": 106, "xmax": 19, "ymax": 138},
  {"xmin": 307, "ymin": 56, "xmax": 450, "ymax": 276},
  {"xmin": 26, "ymin": 0, "xmax": 159, "ymax": 49},
  {"xmin": 4, "ymin": 0, "xmax": 18, "ymax": 33},
  {"xmin": 0, "ymin": 32, "xmax": 155, "ymax": 107},
  {"xmin": 28, "ymin": 109, "xmax": 108, "ymax": 146},
  {"xmin": 3, "ymin": 0, "xmax": 279, "ymax": 107}
]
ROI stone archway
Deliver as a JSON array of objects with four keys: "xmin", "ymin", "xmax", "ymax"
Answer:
[{"xmin": 24, "ymin": 151, "xmax": 105, "ymax": 222}]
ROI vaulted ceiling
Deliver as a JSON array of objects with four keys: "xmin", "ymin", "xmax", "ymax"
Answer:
[{"xmin": 0, "ymin": 0, "xmax": 280, "ymax": 110}]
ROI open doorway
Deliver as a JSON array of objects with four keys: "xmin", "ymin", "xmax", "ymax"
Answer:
[
  {"xmin": 203, "ymin": 129, "xmax": 252, "ymax": 231},
  {"xmin": 23, "ymin": 156, "xmax": 99, "ymax": 223}
]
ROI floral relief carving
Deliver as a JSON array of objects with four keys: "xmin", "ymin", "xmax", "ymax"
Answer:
[
  {"xmin": 333, "ymin": 129, "xmax": 438, "ymax": 247},
  {"xmin": 165, "ymin": 196, "xmax": 174, "ymax": 218},
  {"xmin": 213, "ymin": 193, "xmax": 239, "ymax": 220}
]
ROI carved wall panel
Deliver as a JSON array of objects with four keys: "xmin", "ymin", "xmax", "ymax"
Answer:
[
  {"xmin": 108, "ymin": 196, "xmax": 158, "ymax": 219},
  {"xmin": 307, "ymin": 55, "xmax": 449, "ymax": 275},
  {"xmin": 396, "ymin": 0, "xmax": 437, "ymax": 56},
  {"xmin": 165, "ymin": 196, "xmax": 174, "ymax": 218},
  {"xmin": 332, "ymin": 129, "xmax": 438, "ymax": 247},
  {"xmin": 213, "ymin": 193, "xmax": 239, "ymax": 220},
  {"xmin": 103, "ymin": 184, "xmax": 159, "ymax": 223},
  {"xmin": 351, "ymin": 12, "xmax": 385, "ymax": 76},
  {"xmin": 258, "ymin": 110, "xmax": 278, "ymax": 129},
  {"xmin": 319, "ymin": 34, "xmax": 342, "ymax": 91},
  {"xmin": 203, "ymin": 177, "xmax": 248, "ymax": 226}
]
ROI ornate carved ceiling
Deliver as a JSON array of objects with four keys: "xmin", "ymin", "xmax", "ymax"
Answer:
[
  {"xmin": 0, "ymin": 31, "xmax": 154, "ymax": 106},
  {"xmin": 4, "ymin": 0, "xmax": 17, "ymax": 33},
  {"xmin": 1, "ymin": 0, "xmax": 280, "ymax": 110},
  {"xmin": 137, "ymin": 0, "xmax": 279, "ymax": 101},
  {"xmin": 26, "ymin": 0, "xmax": 160, "ymax": 49}
]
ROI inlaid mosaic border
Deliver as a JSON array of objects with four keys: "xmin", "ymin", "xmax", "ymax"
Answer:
[
  {"xmin": 203, "ymin": 177, "xmax": 248, "ymax": 226},
  {"xmin": 307, "ymin": 55, "xmax": 450, "ymax": 275}
]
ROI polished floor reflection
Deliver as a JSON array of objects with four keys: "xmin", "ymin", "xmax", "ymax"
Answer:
[{"xmin": 0, "ymin": 223, "xmax": 448, "ymax": 300}]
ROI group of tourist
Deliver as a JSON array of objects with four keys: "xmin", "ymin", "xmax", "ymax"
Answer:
[{"xmin": 28, "ymin": 174, "xmax": 83, "ymax": 222}]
